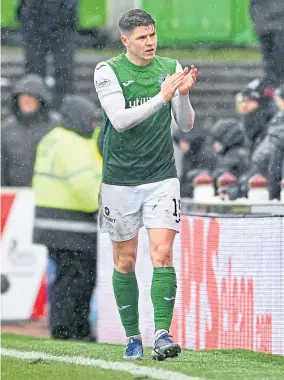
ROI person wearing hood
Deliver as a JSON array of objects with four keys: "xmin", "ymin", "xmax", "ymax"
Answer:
[
  {"xmin": 1, "ymin": 74, "xmax": 58, "ymax": 186},
  {"xmin": 211, "ymin": 118, "xmax": 250, "ymax": 199},
  {"xmin": 235, "ymin": 79, "xmax": 276, "ymax": 152},
  {"xmin": 32, "ymin": 94, "xmax": 102, "ymax": 341},
  {"xmin": 267, "ymin": 85, "xmax": 284, "ymax": 199}
]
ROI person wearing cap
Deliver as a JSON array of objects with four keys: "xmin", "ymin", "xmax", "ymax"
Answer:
[
  {"xmin": 236, "ymin": 84, "xmax": 284, "ymax": 199},
  {"xmin": 1, "ymin": 74, "xmax": 58, "ymax": 187},
  {"xmin": 32, "ymin": 94, "xmax": 102, "ymax": 341},
  {"xmin": 235, "ymin": 79, "xmax": 276, "ymax": 151}
]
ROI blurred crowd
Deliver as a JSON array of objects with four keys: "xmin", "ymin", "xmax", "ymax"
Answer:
[
  {"xmin": 171, "ymin": 0, "xmax": 284, "ymax": 201},
  {"xmin": 175, "ymin": 79, "xmax": 284, "ymax": 201},
  {"xmin": 2, "ymin": 73, "xmax": 284, "ymax": 201}
]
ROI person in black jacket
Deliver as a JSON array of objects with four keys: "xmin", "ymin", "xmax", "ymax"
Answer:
[
  {"xmin": 1, "ymin": 74, "xmax": 58, "ymax": 186},
  {"xmin": 232, "ymin": 85, "xmax": 284, "ymax": 199},
  {"xmin": 211, "ymin": 118, "xmax": 250, "ymax": 199},
  {"xmin": 250, "ymin": 0, "xmax": 284, "ymax": 86},
  {"xmin": 237, "ymin": 110, "xmax": 283, "ymax": 197},
  {"xmin": 236, "ymin": 79, "xmax": 276, "ymax": 152},
  {"xmin": 18, "ymin": 0, "xmax": 77, "ymax": 109},
  {"xmin": 267, "ymin": 85, "xmax": 284, "ymax": 199}
]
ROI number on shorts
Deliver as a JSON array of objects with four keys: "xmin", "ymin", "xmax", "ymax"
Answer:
[{"xmin": 173, "ymin": 198, "xmax": 181, "ymax": 223}]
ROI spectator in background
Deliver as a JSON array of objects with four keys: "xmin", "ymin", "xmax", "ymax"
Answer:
[
  {"xmin": 173, "ymin": 127, "xmax": 215, "ymax": 197},
  {"xmin": 1, "ymin": 74, "xmax": 58, "ymax": 187},
  {"xmin": 237, "ymin": 106, "xmax": 282, "ymax": 198},
  {"xmin": 211, "ymin": 118, "xmax": 250, "ymax": 199},
  {"xmin": 250, "ymin": 0, "xmax": 284, "ymax": 86},
  {"xmin": 235, "ymin": 79, "xmax": 276, "ymax": 151},
  {"xmin": 17, "ymin": 0, "xmax": 77, "ymax": 109},
  {"xmin": 267, "ymin": 85, "xmax": 284, "ymax": 199},
  {"xmin": 32, "ymin": 95, "xmax": 102, "ymax": 341},
  {"xmin": 230, "ymin": 85, "xmax": 283, "ymax": 199}
]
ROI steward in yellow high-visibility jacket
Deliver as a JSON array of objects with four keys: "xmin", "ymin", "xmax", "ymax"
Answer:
[{"xmin": 32, "ymin": 95, "xmax": 102, "ymax": 341}]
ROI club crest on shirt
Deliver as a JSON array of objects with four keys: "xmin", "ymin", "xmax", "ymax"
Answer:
[{"xmin": 158, "ymin": 74, "xmax": 168, "ymax": 87}]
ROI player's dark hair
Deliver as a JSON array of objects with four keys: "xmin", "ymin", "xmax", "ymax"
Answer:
[{"xmin": 119, "ymin": 9, "xmax": 155, "ymax": 33}]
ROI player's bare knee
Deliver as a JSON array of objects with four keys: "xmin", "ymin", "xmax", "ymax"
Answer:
[
  {"xmin": 115, "ymin": 254, "xmax": 136, "ymax": 273},
  {"xmin": 113, "ymin": 238, "xmax": 138, "ymax": 273},
  {"xmin": 113, "ymin": 246, "xmax": 136, "ymax": 273},
  {"xmin": 152, "ymin": 244, "xmax": 173, "ymax": 267}
]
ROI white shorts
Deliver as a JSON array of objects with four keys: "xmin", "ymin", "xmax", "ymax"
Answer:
[{"xmin": 99, "ymin": 178, "xmax": 181, "ymax": 242}]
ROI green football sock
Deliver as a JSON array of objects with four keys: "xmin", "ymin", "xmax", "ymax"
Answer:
[
  {"xmin": 151, "ymin": 267, "xmax": 177, "ymax": 331},
  {"xmin": 112, "ymin": 269, "xmax": 140, "ymax": 337}
]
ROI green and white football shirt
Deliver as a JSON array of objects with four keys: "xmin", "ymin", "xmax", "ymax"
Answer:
[{"xmin": 94, "ymin": 53, "xmax": 194, "ymax": 186}]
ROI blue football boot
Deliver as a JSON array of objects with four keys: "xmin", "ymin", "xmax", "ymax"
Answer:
[
  {"xmin": 152, "ymin": 332, "xmax": 181, "ymax": 361},
  {"xmin": 123, "ymin": 337, "xmax": 143, "ymax": 360}
]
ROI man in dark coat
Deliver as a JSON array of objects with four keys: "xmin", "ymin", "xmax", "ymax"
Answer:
[
  {"xmin": 236, "ymin": 79, "xmax": 276, "ymax": 152},
  {"xmin": 18, "ymin": 0, "xmax": 77, "ymax": 109},
  {"xmin": 234, "ymin": 85, "xmax": 284, "ymax": 199},
  {"xmin": 250, "ymin": 0, "xmax": 284, "ymax": 86},
  {"xmin": 211, "ymin": 118, "xmax": 250, "ymax": 199},
  {"xmin": 1, "ymin": 74, "xmax": 58, "ymax": 186}
]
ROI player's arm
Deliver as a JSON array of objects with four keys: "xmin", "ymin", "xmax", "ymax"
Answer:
[
  {"xmin": 171, "ymin": 61, "xmax": 196, "ymax": 132},
  {"xmin": 94, "ymin": 62, "xmax": 183, "ymax": 133}
]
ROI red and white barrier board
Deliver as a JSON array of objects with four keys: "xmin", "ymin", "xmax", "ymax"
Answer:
[
  {"xmin": 1, "ymin": 187, "xmax": 283, "ymax": 354},
  {"xmin": 1, "ymin": 189, "xmax": 47, "ymax": 321},
  {"xmin": 97, "ymin": 216, "xmax": 284, "ymax": 355}
]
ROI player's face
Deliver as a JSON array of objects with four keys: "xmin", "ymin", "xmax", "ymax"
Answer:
[
  {"xmin": 121, "ymin": 24, "xmax": 157, "ymax": 64},
  {"xmin": 18, "ymin": 94, "xmax": 39, "ymax": 113}
]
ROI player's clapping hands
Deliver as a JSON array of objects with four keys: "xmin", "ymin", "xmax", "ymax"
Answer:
[
  {"xmin": 160, "ymin": 65, "xmax": 198, "ymax": 102},
  {"xmin": 178, "ymin": 65, "xmax": 198, "ymax": 95},
  {"xmin": 160, "ymin": 72, "xmax": 184, "ymax": 102}
]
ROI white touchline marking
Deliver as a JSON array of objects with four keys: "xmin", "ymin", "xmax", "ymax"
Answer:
[{"xmin": 1, "ymin": 348, "xmax": 208, "ymax": 380}]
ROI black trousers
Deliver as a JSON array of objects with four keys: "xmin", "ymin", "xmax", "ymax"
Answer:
[
  {"xmin": 259, "ymin": 31, "xmax": 284, "ymax": 86},
  {"xmin": 21, "ymin": 27, "xmax": 75, "ymax": 108},
  {"xmin": 49, "ymin": 248, "xmax": 96, "ymax": 340}
]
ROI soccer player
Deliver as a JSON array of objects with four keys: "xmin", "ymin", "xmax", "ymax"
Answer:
[{"xmin": 94, "ymin": 9, "xmax": 198, "ymax": 360}]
